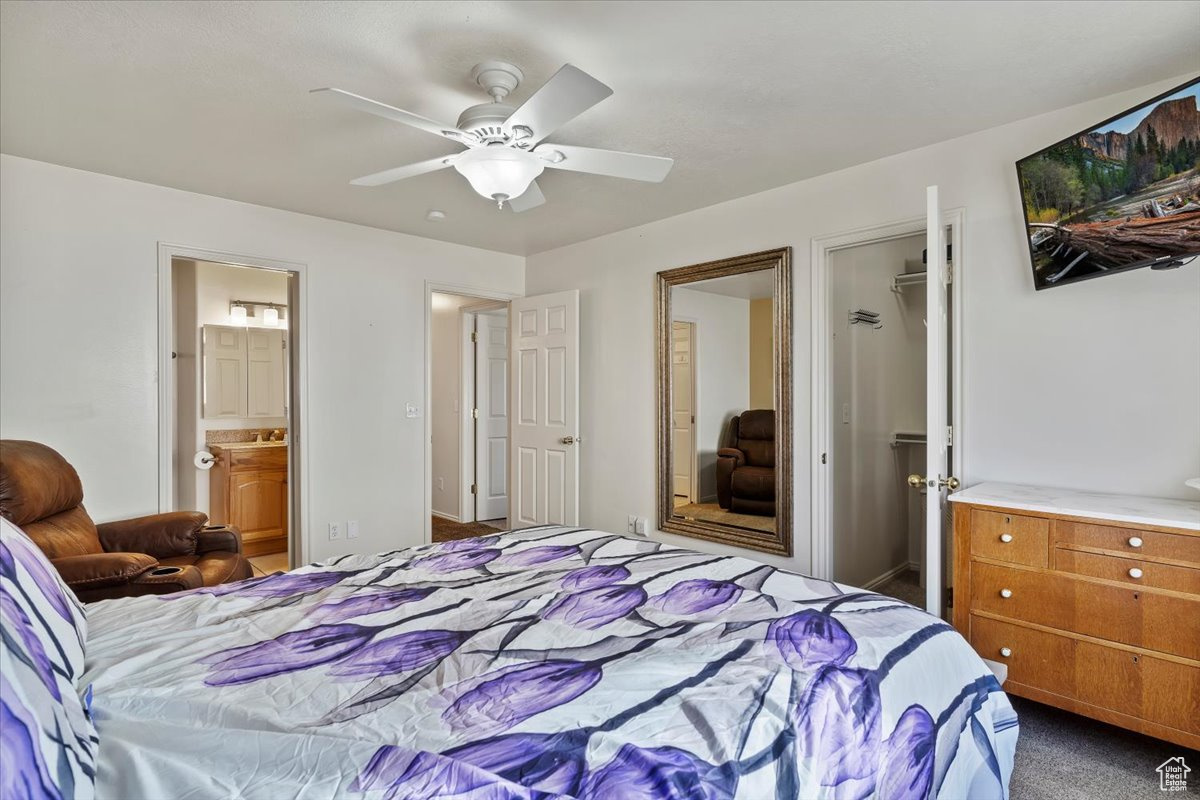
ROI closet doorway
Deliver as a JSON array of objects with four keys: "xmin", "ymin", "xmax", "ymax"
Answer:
[
  {"xmin": 428, "ymin": 290, "xmax": 513, "ymax": 544},
  {"xmin": 811, "ymin": 211, "xmax": 964, "ymax": 609},
  {"xmin": 157, "ymin": 245, "xmax": 306, "ymax": 574}
]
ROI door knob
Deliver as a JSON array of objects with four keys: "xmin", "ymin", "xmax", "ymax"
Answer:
[
  {"xmin": 560, "ymin": 436, "xmax": 576, "ymax": 445},
  {"xmin": 939, "ymin": 476, "xmax": 960, "ymax": 490},
  {"xmin": 907, "ymin": 474, "xmax": 925, "ymax": 488},
  {"xmin": 907, "ymin": 474, "xmax": 959, "ymax": 490}
]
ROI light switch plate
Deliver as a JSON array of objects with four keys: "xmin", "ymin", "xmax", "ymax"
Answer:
[
  {"xmin": 347, "ymin": 520, "xmax": 360, "ymax": 539},
  {"xmin": 634, "ymin": 517, "xmax": 648, "ymax": 535},
  {"xmin": 406, "ymin": 403, "xmax": 420, "ymax": 418},
  {"xmin": 328, "ymin": 522, "xmax": 342, "ymax": 540},
  {"xmin": 627, "ymin": 515, "xmax": 637, "ymax": 534}
]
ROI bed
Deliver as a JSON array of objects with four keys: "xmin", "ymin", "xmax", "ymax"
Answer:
[{"xmin": 6, "ymin": 522, "xmax": 1017, "ymax": 799}]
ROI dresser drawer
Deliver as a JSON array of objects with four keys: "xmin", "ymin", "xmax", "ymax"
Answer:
[
  {"xmin": 969, "ymin": 615, "xmax": 1074, "ymax": 696},
  {"xmin": 1055, "ymin": 548, "xmax": 1200, "ymax": 594},
  {"xmin": 1075, "ymin": 641, "xmax": 1200, "ymax": 736},
  {"xmin": 971, "ymin": 614, "xmax": 1200, "ymax": 737},
  {"xmin": 970, "ymin": 561, "xmax": 1200, "ymax": 661},
  {"xmin": 970, "ymin": 509, "xmax": 1048, "ymax": 567},
  {"xmin": 1054, "ymin": 520, "xmax": 1200, "ymax": 566}
]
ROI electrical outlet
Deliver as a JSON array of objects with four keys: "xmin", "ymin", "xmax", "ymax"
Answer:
[
  {"xmin": 842, "ymin": 402, "xmax": 851, "ymax": 424},
  {"xmin": 406, "ymin": 403, "xmax": 420, "ymax": 418},
  {"xmin": 634, "ymin": 517, "xmax": 648, "ymax": 536},
  {"xmin": 627, "ymin": 515, "xmax": 637, "ymax": 534},
  {"xmin": 347, "ymin": 520, "xmax": 360, "ymax": 539},
  {"xmin": 328, "ymin": 522, "xmax": 342, "ymax": 540}
]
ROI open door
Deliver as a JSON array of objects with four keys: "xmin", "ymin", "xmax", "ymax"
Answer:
[
  {"xmin": 474, "ymin": 309, "xmax": 509, "ymax": 521},
  {"xmin": 509, "ymin": 290, "xmax": 579, "ymax": 527},
  {"xmin": 916, "ymin": 185, "xmax": 957, "ymax": 617}
]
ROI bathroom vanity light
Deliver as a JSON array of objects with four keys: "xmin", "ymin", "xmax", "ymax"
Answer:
[
  {"xmin": 229, "ymin": 302, "xmax": 248, "ymax": 325},
  {"xmin": 262, "ymin": 305, "xmax": 280, "ymax": 327}
]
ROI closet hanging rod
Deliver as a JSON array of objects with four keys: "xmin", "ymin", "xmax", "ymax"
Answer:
[
  {"xmin": 891, "ymin": 432, "xmax": 927, "ymax": 447},
  {"xmin": 892, "ymin": 271, "xmax": 927, "ymax": 291}
]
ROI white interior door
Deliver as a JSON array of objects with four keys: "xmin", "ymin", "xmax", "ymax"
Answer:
[
  {"xmin": 671, "ymin": 321, "xmax": 695, "ymax": 500},
  {"xmin": 475, "ymin": 310, "xmax": 509, "ymax": 521},
  {"xmin": 509, "ymin": 290, "xmax": 579, "ymax": 527},
  {"xmin": 924, "ymin": 185, "xmax": 951, "ymax": 617}
]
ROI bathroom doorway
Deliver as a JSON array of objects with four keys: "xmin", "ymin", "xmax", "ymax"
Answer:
[
  {"xmin": 429, "ymin": 291, "xmax": 511, "ymax": 543},
  {"xmin": 159, "ymin": 246, "xmax": 304, "ymax": 574}
]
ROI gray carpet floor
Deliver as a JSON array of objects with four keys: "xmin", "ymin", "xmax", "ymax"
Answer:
[
  {"xmin": 874, "ymin": 571, "xmax": 1198, "ymax": 798},
  {"xmin": 1007, "ymin": 696, "xmax": 1198, "ymax": 799}
]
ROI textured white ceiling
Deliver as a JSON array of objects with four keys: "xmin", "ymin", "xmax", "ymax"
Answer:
[{"xmin": 2, "ymin": 1, "xmax": 1197, "ymax": 255}]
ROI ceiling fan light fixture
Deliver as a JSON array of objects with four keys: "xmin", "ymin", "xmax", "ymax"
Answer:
[{"xmin": 453, "ymin": 147, "xmax": 544, "ymax": 207}]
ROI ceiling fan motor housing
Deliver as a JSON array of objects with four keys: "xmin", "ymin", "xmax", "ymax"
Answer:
[{"xmin": 456, "ymin": 102, "xmax": 518, "ymax": 144}]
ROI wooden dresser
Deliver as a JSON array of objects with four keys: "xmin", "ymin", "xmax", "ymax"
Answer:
[
  {"xmin": 209, "ymin": 443, "xmax": 288, "ymax": 558},
  {"xmin": 951, "ymin": 483, "xmax": 1200, "ymax": 749}
]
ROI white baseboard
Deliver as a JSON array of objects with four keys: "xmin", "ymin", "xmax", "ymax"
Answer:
[
  {"xmin": 431, "ymin": 510, "xmax": 461, "ymax": 523},
  {"xmin": 861, "ymin": 561, "xmax": 919, "ymax": 591}
]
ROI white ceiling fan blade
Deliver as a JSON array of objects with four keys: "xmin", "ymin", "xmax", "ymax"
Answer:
[
  {"xmin": 508, "ymin": 181, "xmax": 545, "ymax": 213},
  {"xmin": 504, "ymin": 65, "xmax": 612, "ymax": 145},
  {"xmin": 312, "ymin": 88, "xmax": 475, "ymax": 145},
  {"xmin": 534, "ymin": 143, "xmax": 673, "ymax": 182},
  {"xmin": 349, "ymin": 156, "xmax": 457, "ymax": 187}
]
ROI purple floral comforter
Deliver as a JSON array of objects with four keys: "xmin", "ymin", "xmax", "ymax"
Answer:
[{"xmin": 82, "ymin": 526, "xmax": 1017, "ymax": 799}]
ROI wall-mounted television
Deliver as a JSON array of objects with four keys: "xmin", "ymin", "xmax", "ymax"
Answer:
[{"xmin": 1016, "ymin": 77, "xmax": 1200, "ymax": 289}]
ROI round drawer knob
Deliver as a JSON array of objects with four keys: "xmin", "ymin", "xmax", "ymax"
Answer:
[
  {"xmin": 1128, "ymin": 568, "xmax": 1143, "ymax": 579},
  {"xmin": 999, "ymin": 533, "xmax": 1013, "ymax": 543},
  {"xmin": 999, "ymin": 647, "xmax": 1012, "ymax": 658},
  {"xmin": 1000, "ymin": 588, "xmax": 1013, "ymax": 598},
  {"xmin": 1127, "ymin": 536, "xmax": 1143, "ymax": 548}
]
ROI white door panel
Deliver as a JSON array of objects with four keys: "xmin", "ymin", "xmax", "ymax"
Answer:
[
  {"xmin": 925, "ymin": 186, "xmax": 950, "ymax": 617},
  {"xmin": 202, "ymin": 325, "xmax": 247, "ymax": 418},
  {"xmin": 670, "ymin": 321, "xmax": 695, "ymax": 500},
  {"xmin": 247, "ymin": 328, "xmax": 286, "ymax": 418},
  {"xmin": 509, "ymin": 290, "xmax": 579, "ymax": 527},
  {"xmin": 475, "ymin": 310, "xmax": 509, "ymax": 521}
]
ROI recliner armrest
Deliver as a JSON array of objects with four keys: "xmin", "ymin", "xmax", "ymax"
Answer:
[
  {"xmin": 717, "ymin": 448, "xmax": 746, "ymax": 466},
  {"xmin": 51, "ymin": 552, "xmax": 158, "ymax": 590},
  {"xmin": 195, "ymin": 525, "xmax": 244, "ymax": 555},
  {"xmin": 96, "ymin": 511, "xmax": 208, "ymax": 558}
]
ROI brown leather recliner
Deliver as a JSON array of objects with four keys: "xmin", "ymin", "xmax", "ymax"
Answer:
[
  {"xmin": 0, "ymin": 440, "xmax": 252, "ymax": 601},
  {"xmin": 716, "ymin": 410, "xmax": 776, "ymax": 516}
]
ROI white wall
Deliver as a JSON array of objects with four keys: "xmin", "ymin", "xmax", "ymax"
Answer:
[
  {"xmin": 0, "ymin": 154, "xmax": 523, "ymax": 563},
  {"xmin": 673, "ymin": 287, "xmax": 750, "ymax": 502},
  {"xmin": 830, "ymin": 235, "xmax": 926, "ymax": 587},
  {"xmin": 429, "ymin": 292, "xmax": 476, "ymax": 520},
  {"xmin": 525, "ymin": 74, "xmax": 1200, "ymax": 575}
]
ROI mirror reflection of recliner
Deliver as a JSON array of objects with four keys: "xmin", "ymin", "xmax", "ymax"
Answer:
[{"xmin": 715, "ymin": 410, "xmax": 775, "ymax": 516}]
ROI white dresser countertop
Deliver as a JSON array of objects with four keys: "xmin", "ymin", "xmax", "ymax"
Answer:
[{"xmin": 949, "ymin": 482, "xmax": 1200, "ymax": 531}]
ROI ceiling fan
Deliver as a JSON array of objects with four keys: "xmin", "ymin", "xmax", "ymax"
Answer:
[{"xmin": 313, "ymin": 61, "xmax": 673, "ymax": 212}]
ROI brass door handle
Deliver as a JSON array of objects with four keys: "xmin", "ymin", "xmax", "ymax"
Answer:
[
  {"xmin": 560, "ymin": 436, "xmax": 576, "ymax": 445},
  {"xmin": 907, "ymin": 474, "xmax": 959, "ymax": 490}
]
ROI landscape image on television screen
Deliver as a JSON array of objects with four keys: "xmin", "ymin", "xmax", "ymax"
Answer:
[{"xmin": 1017, "ymin": 78, "xmax": 1200, "ymax": 288}]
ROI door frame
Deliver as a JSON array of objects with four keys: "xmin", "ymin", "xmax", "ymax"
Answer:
[
  {"xmin": 156, "ymin": 243, "xmax": 309, "ymax": 566},
  {"xmin": 424, "ymin": 281, "xmax": 519, "ymax": 543},
  {"xmin": 459, "ymin": 301, "xmax": 510, "ymax": 524},
  {"xmin": 809, "ymin": 208, "xmax": 966, "ymax": 582}
]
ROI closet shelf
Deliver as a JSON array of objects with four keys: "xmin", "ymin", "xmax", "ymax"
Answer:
[
  {"xmin": 891, "ymin": 431, "xmax": 927, "ymax": 447},
  {"xmin": 892, "ymin": 271, "xmax": 927, "ymax": 291}
]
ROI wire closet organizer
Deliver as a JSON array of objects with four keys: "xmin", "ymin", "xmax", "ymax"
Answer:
[{"xmin": 848, "ymin": 309, "xmax": 882, "ymax": 329}]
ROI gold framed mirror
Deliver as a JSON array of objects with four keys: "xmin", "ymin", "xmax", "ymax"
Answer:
[{"xmin": 655, "ymin": 247, "xmax": 792, "ymax": 556}]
